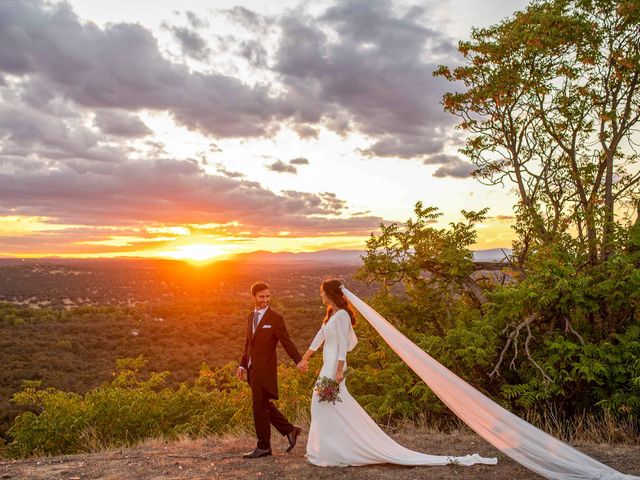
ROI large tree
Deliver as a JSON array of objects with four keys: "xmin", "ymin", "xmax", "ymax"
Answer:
[{"xmin": 435, "ymin": 0, "xmax": 640, "ymax": 265}]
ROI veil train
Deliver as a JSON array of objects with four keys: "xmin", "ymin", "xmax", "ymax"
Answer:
[{"xmin": 341, "ymin": 287, "xmax": 640, "ymax": 480}]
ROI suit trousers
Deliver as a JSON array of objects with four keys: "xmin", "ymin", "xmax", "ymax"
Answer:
[{"xmin": 248, "ymin": 369, "xmax": 294, "ymax": 449}]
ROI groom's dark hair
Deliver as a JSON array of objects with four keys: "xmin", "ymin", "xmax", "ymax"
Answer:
[{"xmin": 251, "ymin": 282, "xmax": 269, "ymax": 296}]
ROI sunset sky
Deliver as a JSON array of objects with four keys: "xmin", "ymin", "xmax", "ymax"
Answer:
[{"xmin": 0, "ymin": 0, "xmax": 529, "ymax": 260}]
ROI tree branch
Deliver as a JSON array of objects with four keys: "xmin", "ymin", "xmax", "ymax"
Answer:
[{"xmin": 490, "ymin": 313, "xmax": 538, "ymax": 378}]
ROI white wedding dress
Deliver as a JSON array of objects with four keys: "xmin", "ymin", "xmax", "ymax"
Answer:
[{"xmin": 305, "ymin": 308, "xmax": 498, "ymax": 467}]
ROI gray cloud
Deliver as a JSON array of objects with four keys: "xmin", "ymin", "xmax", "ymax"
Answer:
[
  {"xmin": 0, "ymin": 0, "xmax": 291, "ymax": 138},
  {"xmin": 1, "ymin": 0, "xmax": 461, "ymax": 161},
  {"xmin": 432, "ymin": 160, "xmax": 476, "ymax": 178},
  {"xmin": 423, "ymin": 153, "xmax": 460, "ymax": 165},
  {"xmin": 361, "ymin": 136, "xmax": 445, "ymax": 159},
  {"xmin": 169, "ymin": 25, "xmax": 210, "ymax": 60},
  {"xmin": 0, "ymin": 91, "xmax": 128, "ymax": 165},
  {"xmin": 289, "ymin": 157, "xmax": 309, "ymax": 165},
  {"xmin": 0, "ymin": 0, "xmax": 464, "ymax": 257},
  {"xmin": 267, "ymin": 160, "xmax": 297, "ymax": 174},
  {"xmin": 422, "ymin": 153, "xmax": 476, "ymax": 178},
  {"xmin": 94, "ymin": 110, "xmax": 152, "ymax": 138},
  {"xmin": 0, "ymin": 157, "xmax": 385, "ymax": 236},
  {"xmin": 224, "ymin": 6, "xmax": 271, "ymax": 34},
  {"xmin": 190, "ymin": 213, "xmax": 385, "ymax": 237},
  {"xmin": 282, "ymin": 191, "xmax": 347, "ymax": 212},
  {"xmin": 19, "ymin": 78, "xmax": 78, "ymax": 117},
  {"xmin": 186, "ymin": 11, "xmax": 208, "ymax": 29},
  {"xmin": 273, "ymin": 0, "xmax": 458, "ymax": 159},
  {"xmin": 292, "ymin": 124, "xmax": 319, "ymax": 139},
  {"xmin": 215, "ymin": 163, "xmax": 245, "ymax": 178},
  {"xmin": 0, "ymin": 209, "xmax": 387, "ymax": 254},
  {"xmin": 238, "ymin": 39, "xmax": 269, "ymax": 68},
  {"xmin": 0, "ymin": 226, "xmax": 175, "ymax": 255}
]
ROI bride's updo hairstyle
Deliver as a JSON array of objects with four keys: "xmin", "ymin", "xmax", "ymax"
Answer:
[{"xmin": 322, "ymin": 279, "xmax": 356, "ymax": 326}]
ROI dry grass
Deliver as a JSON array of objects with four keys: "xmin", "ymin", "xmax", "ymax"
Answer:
[
  {"xmin": 2, "ymin": 425, "xmax": 639, "ymax": 480},
  {"xmin": 521, "ymin": 408, "xmax": 640, "ymax": 445},
  {"xmin": 388, "ymin": 408, "xmax": 640, "ymax": 445}
]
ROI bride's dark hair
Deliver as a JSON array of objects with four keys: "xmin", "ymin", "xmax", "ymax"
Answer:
[{"xmin": 322, "ymin": 279, "xmax": 356, "ymax": 326}]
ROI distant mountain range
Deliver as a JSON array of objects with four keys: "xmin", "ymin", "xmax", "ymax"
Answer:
[
  {"xmin": 228, "ymin": 247, "xmax": 512, "ymax": 266},
  {"xmin": 0, "ymin": 248, "xmax": 512, "ymax": 267},
  {"xmin": 471, "ymin": 248, "xmax": 512, "ymax": 263},
  {"xmin": 228, "ymin": 249, "xmax": 365, "ymax": 265}
]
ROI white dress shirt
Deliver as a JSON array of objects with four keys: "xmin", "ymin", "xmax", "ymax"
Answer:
[{"xmin": 252, "ymin": 306, "xmax": 268, "ymax": 333}]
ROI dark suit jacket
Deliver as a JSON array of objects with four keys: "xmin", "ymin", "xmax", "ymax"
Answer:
[{"xmin": 240, "ymin": 307, "xmax": 301, "ymax": 399}]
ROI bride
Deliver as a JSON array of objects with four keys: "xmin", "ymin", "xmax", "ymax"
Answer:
[{"xmin": 296, "ymin": 279, "xmax": 497, "ymax": 468}]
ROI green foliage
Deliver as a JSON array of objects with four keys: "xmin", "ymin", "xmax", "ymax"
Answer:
[
  {"xmin": 0, "ymin": 295, "xmax": 325, "ymax": 444},
  {"xmin": 358, "ymin": 203, "xmax": 490, "ymax": 320},
  {"xmin": 345, "ymin": 289, "xmax": 502, "ymax": 425},
  {"xmin": 6, "ymin": 357, "xmax": 317, "ymax": 458},
  {"xmin": 436, "ymin": 0, "xmax": 640, "ymax": 264},
  {"xmin": 499, "ymin": 327, "xmax": 640, "ymax": 419},
  {"xmin": 356, "ymin": 193, "xmax": 640, "ymax": 437},
  {"xmin": 359, "ymin": 202, "xmax": 487, "ymax": 287}
]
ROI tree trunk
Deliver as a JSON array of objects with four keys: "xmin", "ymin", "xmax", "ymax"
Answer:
[
  {"xmin": 585, "ymin": 208, "xmax": 599, "ymax": 265},
  {"xmin": 601, "ymin": 149, "xmax": 615, "ymax": 261},
  {"xmin": 462, "ymin": 275, "xmax": 488, "ymax": 306}
]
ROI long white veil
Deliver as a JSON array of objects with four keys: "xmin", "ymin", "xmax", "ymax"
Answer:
[{"xmin": 341, "ymin": 286, "xmax": 640, "ymax": 480}]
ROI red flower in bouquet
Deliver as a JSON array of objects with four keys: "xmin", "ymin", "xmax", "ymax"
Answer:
[{"xmin": 314, "ymin": 373, "xmax": 349, "ymax": 405}]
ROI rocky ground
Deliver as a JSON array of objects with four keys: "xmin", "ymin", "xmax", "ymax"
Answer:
[{"xmin": 1, "ymin": 429, "xmax": 639, "ymax": 480}]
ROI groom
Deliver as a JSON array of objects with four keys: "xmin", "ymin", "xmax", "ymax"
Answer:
[{"xmin": 237, "ymin": 282, "xmax": 303, "ymax": 458}]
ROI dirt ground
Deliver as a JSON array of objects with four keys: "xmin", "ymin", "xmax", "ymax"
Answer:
[{"xmin": 1, "ymin": 429, "xmax": 639, "ymax": 480}]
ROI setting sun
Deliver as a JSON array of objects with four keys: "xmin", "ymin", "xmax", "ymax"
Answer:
[{"xmin": 162, "ymin": 243, "xmax": 227, "ymax": 263}]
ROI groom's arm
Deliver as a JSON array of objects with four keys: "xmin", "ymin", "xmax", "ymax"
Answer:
[{"xmin": 273, "ymin": 314, "xmax": 302, "ymax": 364}]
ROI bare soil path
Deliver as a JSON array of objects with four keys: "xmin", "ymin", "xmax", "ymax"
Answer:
[{"xmin": 1, "ymin": 430, "xmax": 639, "ymax": 479}]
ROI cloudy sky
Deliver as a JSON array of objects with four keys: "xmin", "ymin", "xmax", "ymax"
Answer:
[{"xmin": 0, "ymin": 0, "xmax": 528, "ymax": 260}]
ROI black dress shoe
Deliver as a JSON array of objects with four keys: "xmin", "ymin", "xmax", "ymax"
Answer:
[
  {"xmin": 285, "ymin": 426, "xmax": 302, "ymax": 452},
  {"xmin": 243, "ymin": 447, "xmax": 272, "ymax": 459}
]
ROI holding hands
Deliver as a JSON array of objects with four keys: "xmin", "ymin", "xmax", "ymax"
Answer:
[
  {"xmin": 297, "ymin": 359, "xmax": 308, "ymax": 373},
  {"xmin": 298, "ymin": 349, "xmax": 315, "ymax": 374}
]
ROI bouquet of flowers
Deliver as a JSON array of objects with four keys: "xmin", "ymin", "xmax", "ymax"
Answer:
[
  {"xmin": 315, "ymin": 368, "xmax": 352, "ymax": 404},
  {"xmin": 314, "ymin": 376, "xmax": 342, "ymax": 404}
]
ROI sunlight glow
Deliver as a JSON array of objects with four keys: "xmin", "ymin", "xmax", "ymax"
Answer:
[{"xmin": 161, "ymin": 243, "xmax": 227, "ymax": 262}]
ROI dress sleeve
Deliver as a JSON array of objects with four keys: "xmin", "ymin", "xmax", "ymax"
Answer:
[
  {"xmin": 336, "ymin": 311, "xmax": 351, "ymax": 362},
  {"xmin": 309, "ymin": 325, "xmax": 325, "ymax": 351}
]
